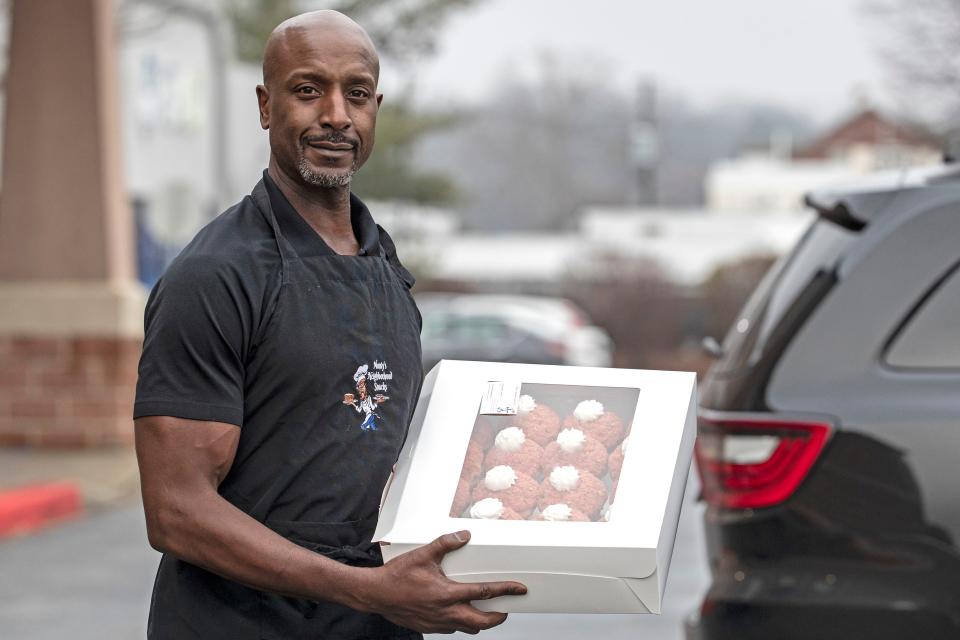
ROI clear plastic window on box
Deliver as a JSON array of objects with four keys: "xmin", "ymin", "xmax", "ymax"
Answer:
[{"xmin": 450, "ymin": 383, "xmax": 640, "ymax": 522}]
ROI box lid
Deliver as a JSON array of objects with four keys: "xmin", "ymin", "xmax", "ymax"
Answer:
[{"xmin": 375, "ymin": 360, "xmax": 696, "ymax": 611}]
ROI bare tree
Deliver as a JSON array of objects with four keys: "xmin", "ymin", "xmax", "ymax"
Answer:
[
  {"xmin": 867, "ymin": 0, "xmax": 960, "ymax": 131},
  {"xmin": 415, "ymin": 70, "xmax": 814, "ymax": 230},
  {"xmin": 415, "ymin": 58, "xmax": 635, "ymax": 231},
  {"xmin": 227, "ymin": 0, "xmax": 482, "ymax": 63}
]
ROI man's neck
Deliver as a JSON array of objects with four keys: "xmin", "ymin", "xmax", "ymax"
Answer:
[{"xmin": 267, "ymin": 160, "xmax": 360, "ymax": 256}]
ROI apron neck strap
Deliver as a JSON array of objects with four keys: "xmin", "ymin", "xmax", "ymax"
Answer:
[{"xmin": 251, "ymin": 179, "xmax": 294, "ymax": 266}]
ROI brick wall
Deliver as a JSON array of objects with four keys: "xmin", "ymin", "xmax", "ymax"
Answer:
[{"xmin": 0, "ymin": 336, "xmax": 141, "ymax": 447}]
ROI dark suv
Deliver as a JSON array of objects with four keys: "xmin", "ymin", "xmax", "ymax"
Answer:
[{"xmin": 687, "ymin": 163, "xmax": 960, "ymax": 638}]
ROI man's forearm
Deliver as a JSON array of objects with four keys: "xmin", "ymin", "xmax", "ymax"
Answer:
[{"xmin": 147, "ymin": 489, "xmax": 376, "ymax": 611}]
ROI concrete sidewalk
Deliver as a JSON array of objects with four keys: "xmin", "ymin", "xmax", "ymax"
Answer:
[{"xmin": 0, "ymin": 446, "xmax": 141, "ymax": 538}]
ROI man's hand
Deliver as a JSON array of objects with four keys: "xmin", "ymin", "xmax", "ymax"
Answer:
[{"xmin": 356, "ymin": 530, "xmax": 526, "ymax": 635}]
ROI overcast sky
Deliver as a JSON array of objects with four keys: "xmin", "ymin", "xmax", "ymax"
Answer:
[{"xmin": 382, "ymin": 0, "xmax": 892, "ymax": 125}]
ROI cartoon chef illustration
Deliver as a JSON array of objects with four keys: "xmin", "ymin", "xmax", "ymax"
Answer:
[{"xmin": 343, "ymin": 364, "xmax": 388, "ymax": 431}]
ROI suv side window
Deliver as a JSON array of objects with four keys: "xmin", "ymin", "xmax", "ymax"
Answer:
[{"xmin": 886, "ymin": 263, "xmax": 960, "ymax": 369}]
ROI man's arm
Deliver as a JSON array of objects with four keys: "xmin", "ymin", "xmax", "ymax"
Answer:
[{"xmin": 136, "ymin": 416, "xmax": 526, "ymax": 634}]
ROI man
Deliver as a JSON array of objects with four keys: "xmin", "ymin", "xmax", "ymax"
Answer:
[{"xmin": 133, "ymin": 10, "xmax": 525, "ymax": 639}]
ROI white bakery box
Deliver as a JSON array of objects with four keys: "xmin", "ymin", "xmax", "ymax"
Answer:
[{"xmin": 373, "ymin": 360, "xmax": 697, "ymax": 614}]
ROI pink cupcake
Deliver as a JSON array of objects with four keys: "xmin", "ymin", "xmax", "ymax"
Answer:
[
  {"xmin": 471, "ymin": 465, "xmax": 541, "ymax": 516},
  {"xmin": 468, "ymin": 497, "xmax": 523, "ymax": 520},
  {"xmin": 514, "ymin": 394, "xmax": 562, "ymax": 447},
  {"xmin": 543, "ymin": 428, "xmax": 608, "ymax": 478},
  {"xmin": 539, "ymin": 465, "xmax": 608, "ymax": 519},
  {"xmin": 609, "ymin": 436, "xmax": 629, "ymax": 485},
  {"xmin": 562, "ymin": 400, "xmax": 625, "ymax": 450},
  {"xmin": 484, "ymin": 426, "xmax": 544, "ymax": 478},
  {"xmin": 470, "ymin": 417, "xmax": 499, "ymax": 450},
  {"xmin": 535, "ymin": 503, "xmax": 590, "ymax": 522},
  {"xmin": 461, "ymin": 439, "xmax": 485, "ymax": 484},
  {"xmin": 450, "ymin": 477, "xmax": 473, "ymax": 517}
]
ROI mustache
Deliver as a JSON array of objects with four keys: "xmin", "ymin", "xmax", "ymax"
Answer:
[{"xmin": 302, "ymin": 132, "xmax": 359, "ymax": 148}]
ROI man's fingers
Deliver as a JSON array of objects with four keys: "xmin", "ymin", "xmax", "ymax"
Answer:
[
  {"xmin": 457, "ymin": 607, "xmax": 509, "ymax": 632},
  {"xmin": 453, "ymin": 580, "xmax": 527, "ymax": 602},
  {"xmin": 429, "ymin": 530, "xmax": 471, "ymax": 559}
]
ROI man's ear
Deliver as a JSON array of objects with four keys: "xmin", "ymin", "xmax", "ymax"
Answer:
[{"xmin": 256, "ymin": 85, "xmax": 270, "ymax": 130}]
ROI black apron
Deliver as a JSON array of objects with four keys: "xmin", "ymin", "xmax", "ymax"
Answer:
[{"xmin": 147, "ymin": 182, "xmax": 424, "ymax": 639}]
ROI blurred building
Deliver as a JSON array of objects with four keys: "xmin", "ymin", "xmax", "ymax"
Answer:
[
  {"xmin": 118, "ymin": 0, "xmax": 269, "ymax": 285},
  {"xmin": 706, "ymin": 108, "xmax": 943, "ymax": 213},
  {"xmin": 366, "ymin": 201, "xmax": 460, "ymax": 239},
  {"xmin": 392, "ymin": 206, "xmax": 809, "ymax": 291}
]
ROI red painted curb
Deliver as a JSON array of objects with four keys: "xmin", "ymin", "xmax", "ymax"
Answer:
[{"xmin": 0, "ymin": 482, "xmax": 83, "ymax": 539}]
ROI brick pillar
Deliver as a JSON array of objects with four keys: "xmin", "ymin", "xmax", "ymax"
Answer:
[
  {"xmin": 0, "ymin": 0, "xmax": 145, "ymax": 447},
  {"xmin": 0, "ymin": 337, "xmax": 141, "ymax": 447}
]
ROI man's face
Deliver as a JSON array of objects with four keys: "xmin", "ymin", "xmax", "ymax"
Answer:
[
  {"xmin": 357, "ymin": 378, "xmax": 367, "ymax": 399},
  {"xmin": 257, "ymin": 27, "xmax": 382, "ymax": 188}
]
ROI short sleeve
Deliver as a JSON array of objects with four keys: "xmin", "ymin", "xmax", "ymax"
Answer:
[{"xmin": 134, "ymin": 254, "xmax": 254, "ymax": 426}]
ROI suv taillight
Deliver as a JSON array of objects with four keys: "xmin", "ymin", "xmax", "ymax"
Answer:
[{"xmin": 695, "ymin": 413, "xmax": 831, "ymax": 509}]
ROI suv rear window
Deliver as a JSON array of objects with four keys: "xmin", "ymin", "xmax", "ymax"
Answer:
[{"xmin": 716, "ymin": 218, "xmax": 858, "ymax": 375}]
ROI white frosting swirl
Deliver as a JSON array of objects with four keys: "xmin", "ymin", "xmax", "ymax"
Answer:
[
  {"xmin": 549, "ymin": 465, "xmax": 580, "ymax": 491},
  {"xmin": 470, "ymin": 497, "xmax": 505, "ymax": 519},
  {"xmin": 517, "ymin": 394, "xmax": 537, "ymax": 414},
  {"xmin": 541, "ymin": 503, "xmax": 573, "ymax": 521},
  {"xmin": 494, "ymin": 426, "xmax": 526, "ymax": 452},
  {"xmin": 574, "ymin": 400, "xmax": 604, "ymax": 422},
  {"xmin": 485, "ymin": 465, "xmax": 518, "ymax": 491},
  {"xmin": 556, "ymin": 428, "xmax": 586, "ymax": 454}
]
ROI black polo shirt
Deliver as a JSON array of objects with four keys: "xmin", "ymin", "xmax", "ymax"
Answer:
[
  {"xmin": 134, "ymin": 171, "xmax": 387, "ymax": 427},
  {"xmin": 263, "ymin": 170, "xmax": 381, "ymax": 259}
]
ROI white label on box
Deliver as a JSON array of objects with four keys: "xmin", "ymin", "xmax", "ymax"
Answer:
[{"xmin": 479, "ymin": 381, "xmax": 522, "ymax": 415}]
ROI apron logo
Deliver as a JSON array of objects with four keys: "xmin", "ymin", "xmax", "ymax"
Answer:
[{"xmin": 342, "ymin": 361, "xmax": 393, "ymax": 431}]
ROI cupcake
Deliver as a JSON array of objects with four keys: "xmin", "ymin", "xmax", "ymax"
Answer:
[
  {"xmin": 514, "ymin": 394, "xmax": 562, "ymax": 447},
  {"xmin": 535, "ymin": 502, "xmax": 590, "ymax": 522},
  {"xmin": 484, "ymin": 426, "xmax": 544, "ymax": 478},
  {"xmin": 543, "ymin": 428, "xmax": 607, "ymax": 478},
  {"xmin": 470, "ymin": 417, "xmax": 499, "ymax": 450},
  {"xmin": 609, "ymin": 436, "xmax": 629, "ymax": 485},
  {"xmin": 539, "ymin": 465, "xmax": 607, "ymax": 519},
  {"xmin": 563, "ymin": 400, "xmax": 625, "ymax": 450},
  {"xmin": 468, "ymin": 497, "xmax": 522, "ymax": 520},
  {"xmin": 461, "ymin": 439, "xmax": 485, "ymax": 484},
  {"xmin": 450, "ymin": 477, "xmax": 473, "ymax": 517},
  {"xmin": 471, "ymin": 465, "xmax": 541, "ymax": 516}
]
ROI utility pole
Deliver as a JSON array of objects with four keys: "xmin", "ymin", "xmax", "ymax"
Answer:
[{"xmin": 629, "ymin": 80, "xmax": 659, "ymax": 206}]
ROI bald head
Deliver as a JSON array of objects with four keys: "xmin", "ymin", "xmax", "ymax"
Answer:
[
  {"xmin": 256, "ymin": 10, "xmax": 383, "ymax": 193},
  {"xmin": 262, "ymin": 10, "xmax": 380, "ymax": 89}
]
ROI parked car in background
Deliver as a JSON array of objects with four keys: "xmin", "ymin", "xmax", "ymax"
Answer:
[
  {"xmin": 687, "ymin": 162, "xmax": 960, "ymax": 639},
  {"xmin": 417, "ymin": 293, "xmax": 613, "ymax": 372}
]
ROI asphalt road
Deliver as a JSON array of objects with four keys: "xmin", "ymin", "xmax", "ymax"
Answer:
[{"xmin": 0, "ymin": 472, "xmax": 707, "ymax": 640}]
